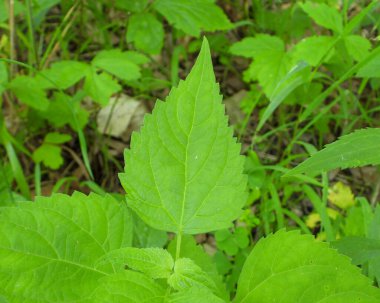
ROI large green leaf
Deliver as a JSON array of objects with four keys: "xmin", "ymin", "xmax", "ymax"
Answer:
[
  {"xmin": 286, "ymin": 128, "xmax": 380, "ymax": 176},
  {"xmin": 132, "ymin": 213, "xmax": 168, "ymax": 248},
  {"xmin": 153, "ymin": 0, "xmax": 232, "ymax": 37},
  {"xmin": 168, "ymin": 287, "xmax": 225, "ymax": 303},
  {"xmin": 119, "ymin": 38, "xmax": 247, "ymax": 234},
  {"xmin": 92, "ymin": 271, "xmax": 166, "ymax": 303},
  {"xmin": 234, "ymin": 230, "xmax": 380, "ymax": 303},
  {"xmin": 0, "ymin": 192, "xmax": 133, "ymax": 302},
  {"xmin": 97, "ymin": 247, "xmax": 174, "ymax": 279}
]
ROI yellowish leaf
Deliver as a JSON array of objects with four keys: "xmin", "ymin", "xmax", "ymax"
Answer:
[
  {"xmin": 306, "ymin": 208, "xmax": 340, "ymax": 229},
  {"xmin": 328, "ymin": 182, "xmax": 355, "ymax": 209},
  {"xmin": 306, "ymin": 213, "xmax": 320, "ymax": 229}
]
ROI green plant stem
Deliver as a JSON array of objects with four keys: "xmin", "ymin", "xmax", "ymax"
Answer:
[
  {"xmin": 8, "ymin": 0, "xmax": 16, "ymax": 78},
  {"xmin": 300, "ymin": 45, "xmax": 380, "ymax": 123},
  {"xmin": 282, "ymin": 209, "xmax": 311, "ymax": 235},
  {"xmin": 175, "ymin": 232, "xmax": 182, "ymax": 260},
  {"xmin": 321, "ymin": 173, "xmax": 334, "ymax": 242},
  {"xmin": 25, "ymin": 0, "xmax": 39, "ymax": 69},
  {"xmin": 0, "ymin": 159, "xmax": 14, "ymax": 203},
  {"xmin": 284, "ymin": 98, "xmax": 339, "ymax": 156},
  {"xmin": 52, "ymin": 177, "xmax": 77, "ymax": 193},
  {"xmin": 34, "ymin": 163, "xmax": 41, "ymax": 196},
  {"xmin": 40, "ymin": 1, "xmax": 79, "ymax": 69},
  {"xmin": 269, "ymin": 183, "xmax": 284, "ymax": 229},
  {"xmin": 5, "ymin": 142, "xmax": 30, "ymax": 199}
]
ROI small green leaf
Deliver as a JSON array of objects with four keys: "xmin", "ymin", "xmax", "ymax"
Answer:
[
  {"xmin": 153, "ymin": 0, "xmax": 232, "ymax": 37},
  {"xmin": 84, "ymin": 68, "xmax": 121, "ymax": 105},
  {"xmin": 168, "ymin": 258, "xmax": 217, "ymax": 293},
  {"xmin": 32, "ymin": 132, "xmax": 72, "ymax": 169},
  {"xmin": 328, "ymin": 181, "xmax": 355, "ymax": 210},
  {"xmin": 7, "ymin": 76, "xmax": 49, "ymax": 111},
  {"xmin": 356, "ymin": 50, "xmax": 380, "ymax": 78},
  {"xmin": 230, "ymin": 34, "xmax": 292, "ymax": 96},
  {"xmin": 37, "ymin": 61, "xmax": 89, "ymax": 90},
  {"xmin": 97, "ymin": 247, "xmax": 174, "ymax": 279},
  {"xmin": 292, "ymin": 36, "xmax": 335, "ymax": 66},
  {"xmin": 234, "ymin": 230, "xmax": 380, "ymax": 302},
  {"xmin": 0, "ymin": 193, "xmax": 133, "ymax": 302},
  {"xmin": 215, "ymin": 227, "xmax": 249, "ymax": 256},
  {"xmin": 344, "ymin": 35, "xmax": 371, "ymax": 62},
  {"xmin": 40, "ymin": 92, "xmax": 89, "ymax": 130},
  {"xmin": 122, "ymin": 50, "xmax": 150, "ymax": 65},
  {"xmin": 120, "ymin": 38, "xmax": 247, "ymax": 234},
  {"xmin": 286, "ymin": 128, "xmax": 380, "ymax": 176},
  {"xmin": 92, "ymin": 49, "xmax": 141, "ymax": 81},
  {"xmin": 300, "ymin": 1, "xmax": 343, "ymax": 33},
  {"xmin": 257, "ymin": 60, "xmax": 311, "ymax": 132},
  {"xmin": 32, "ymin": 143, "xmax": 64, "ymax": 169},
  {"xmin": 44, "ymin": 132, "xmax": 71, "ymax": 144},
  {"xmin": 92, "ymin": 271, "xmax": 165, "ymax": 303},
  {"xmin": 168, "ymin": 235, "xmax": 228, "ymax": 300},
  {"xmin": 127, "ymin": 13, "xmax": 164, "ymax": 54},
  {"xmin": 342, "ymin": 201, "xmax": 372, "ymax": 237},
  {"xmin": 230, "ymin": 35, "xmax": 284, "ymax": 58}
]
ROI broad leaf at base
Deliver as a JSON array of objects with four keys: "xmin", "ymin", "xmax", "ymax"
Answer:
[
  {"xmin": 234, "ymin": 230, "xmax": 380, "ymax": 303},
  {"xmin": 0, "ymin": 192, "xmax": 133, "ymax": 302},
  {"xmin": 96, "ymin": 247, "xmax": 174, "ymax": 279},
  {"xmin": 92, "ymin": 271, "xmax": 166, "ymax": 303}
]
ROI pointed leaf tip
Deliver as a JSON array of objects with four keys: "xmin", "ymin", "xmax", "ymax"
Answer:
[
  {"xmin": 201, "ymin": 36, "xmax": 210, "ymax": 50},
  {"xmin": 200, "ymin": 37, "xmax": 211, "ymax": 61},
  {"xmin": 186, "ymin": 37, "xmax": 214, "ymax": 84}
]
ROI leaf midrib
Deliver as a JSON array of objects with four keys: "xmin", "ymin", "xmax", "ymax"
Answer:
[{"xmin": 178, "ymin": 53, "xmax": 206, "ymax": 234}]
